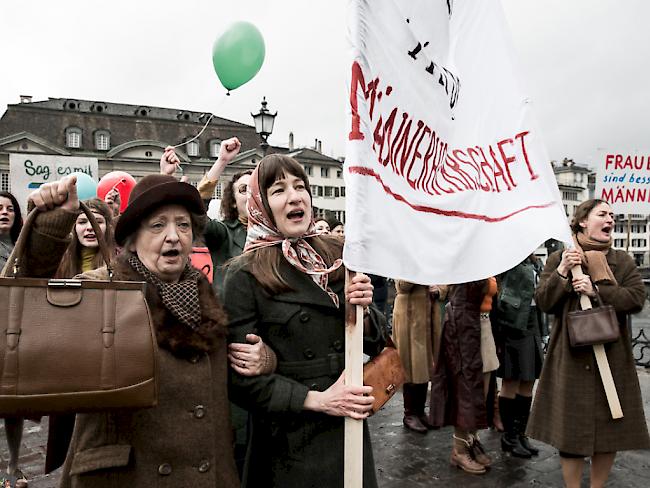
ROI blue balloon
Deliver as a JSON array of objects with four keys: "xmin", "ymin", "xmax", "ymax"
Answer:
[{"xmin": 71, "ymin": 172, "xmax": 98, "ymax": 200}]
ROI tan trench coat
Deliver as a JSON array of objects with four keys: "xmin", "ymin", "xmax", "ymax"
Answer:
[
  {"xmin": 527, "ymin": 249, "xmax": 650, "ymax": 455},
  {"xmin": 392, "ymin": 281, "xmax": 447, "ymax": 384}
]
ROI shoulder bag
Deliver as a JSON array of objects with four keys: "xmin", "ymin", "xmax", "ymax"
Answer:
[
  {"xmin": 363, "ymin": 336, "xmax": 406, "ymax": 414},
  {"xmin": 0, "ymin": 203, "xmax": 158, "ymax": 416}
]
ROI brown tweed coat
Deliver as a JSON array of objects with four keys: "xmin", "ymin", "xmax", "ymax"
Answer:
[
  {"xmin": 18, "ymin": 209, "xmax": 239, "ymax": 488},
  {"xmin": 392, "ymin": 282, "xmax": 447, "ymax": 384},
  {"xmin": 527, "ymin": 249, "xmax": 650, "ymax": 456}
]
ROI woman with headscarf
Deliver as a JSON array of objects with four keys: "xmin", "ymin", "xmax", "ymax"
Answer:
[
  {"xmin": 17, "ymin": 174, "xmax": 240, "ymax": 487},
  {"xmin": 528, "ymin": 199, "xmax": 650, "ymax": 488},
  {"xmin": 224, "ymin": 154, "xmax": 387, "ymax": 487}
]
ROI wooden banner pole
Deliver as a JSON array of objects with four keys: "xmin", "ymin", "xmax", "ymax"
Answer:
[
  {"xmin": 344, "ymin": 270, "xmax": 364, "ymax": 488},
  {"xmin": 571, "ymin": 265, "xmax": 623, "ymax": 419}
]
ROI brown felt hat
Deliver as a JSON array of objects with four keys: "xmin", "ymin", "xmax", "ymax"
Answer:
[{"xmin": 114, "ymin": 174, "xmax": 204, "ymax": 245}]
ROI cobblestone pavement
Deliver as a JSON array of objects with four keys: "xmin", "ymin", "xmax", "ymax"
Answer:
[{"xmin": 2, "ymin": 357, "xmax": 649, "ymax": 486}]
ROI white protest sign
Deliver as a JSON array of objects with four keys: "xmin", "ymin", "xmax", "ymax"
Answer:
[
  {"xmin": 9, "ymin": 154, "xmax": 99, "ymax": 211},
  {"xmin": 344, "ymin": 0, "xmax": 571, "ymax": 285},
  {"xmin": 594, "ymin": 150, "xmax": 650, "ymax": 214}
]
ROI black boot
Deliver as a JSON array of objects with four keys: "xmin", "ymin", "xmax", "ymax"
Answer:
[
  {"xmin": 515, "ymin": 394, "xmax": 539, "ymax": 456},
  {"xmin": 498, "ymin": 396, "xmax": 532, "ymax": 458},
  {"xmin": 403, "ymin": 383, "xmax": 427, "ymax": 433}
]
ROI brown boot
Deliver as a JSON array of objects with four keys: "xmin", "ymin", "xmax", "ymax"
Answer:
[
  {"xmin": 469, "ymin": 433, "xmax": 492, "ymax": 466},
  {"xmin": 403, "ymin": 415, "xmax": 428, "ymax": 433},
  {"xmin": 493, "ymin": 389, "xmax": 504, "ymax": 432},
  {"xmin": 450, "ymin": 435, "xmax": 487, "ymax": 475}
]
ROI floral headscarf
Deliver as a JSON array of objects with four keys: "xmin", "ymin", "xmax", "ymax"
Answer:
[{"xmin": 243, "ymin": 165, "xmax": 343, "ymax": 306}]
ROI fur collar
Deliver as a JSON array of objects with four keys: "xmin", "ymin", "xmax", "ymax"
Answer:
[{"xmin": 112, "ymin": 254, "xmax": 227, "ymax": 358}]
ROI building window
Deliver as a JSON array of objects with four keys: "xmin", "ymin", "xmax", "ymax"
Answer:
[
  {"xmin": 321, "ymin": 167, "xmax": 330, "ymax": 178},
  {"xmin": 94, "ymin": 130, "xmax": 110, "ymax": 151},
  {"xmin": 316, "ymin": 186, "xmax": 323, "ymax": 197},
  {"xmin": 334, "ymin": 187, "xmax": 340, "ymax": 197},
  {"xmin": 65, "ymin": 127, "xmax": 82, "ymax": 148},
  {"xmin": 340, "ymin": 186, "xmax": 346, "ymax": 197},
  {"xmin": 214, "ymin": 182, "xmax": 222, "ymax": 199},
  {"xmin": 187, "ymin": 140, "xmax": 199, "ymax": 157},
  {"xmin": 304, "ymin": 165, "xmax": 313, "ymax": 176},
  {"xmin": 337, "ymin": 169, "xmax": 342, "ymax": 178},
  {"xmin": 614, "ymin": 239, "xmax": 624, "ymax": 248},
  {"xmin": 614, "ymin": 225, "xmax": 624, "ymax": 233},
  {"xmin": 324, "ymin": 186, "xmax": 334, "ymax": 198},
  {"xmin": 562, "ymin": 190, "xmax": 578, "ymax": 201},
  {"xmin": 209, "ymin": 139, "xmax": 221, "ymax": 158},
  {"xmin": 1, "ymin": 172, "xmax": 9, "ymax": 192}
]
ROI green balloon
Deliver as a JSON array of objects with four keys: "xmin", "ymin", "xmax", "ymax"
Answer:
[{"xmin": 212, "ymin": 21, "xmax": 265, "ymax": 91}]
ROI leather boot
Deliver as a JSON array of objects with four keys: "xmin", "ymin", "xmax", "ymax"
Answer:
[
  {"xmin": 515, "ymin": 394, "xmax": 539, "ymax": 456},
  {"xmin": 450, "ymin": 434, "xmax": 486, "ymax": 475},
  {"xmin": 403, "ymin": 383, "xmax": 428, "ymax": 433},
  {"xmin": 499, "ymin": 396, "xmax": 532, "ymax": 459},
  {"xmin": 492, "ymin": 388, "xmax": 504, "ymax": 432},
  {"xmin": 469, "ymin": 433, "xmax": 492, "ymax": 466}
]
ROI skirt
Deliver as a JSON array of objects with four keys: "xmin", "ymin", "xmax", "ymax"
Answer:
[
  {"xmin": 480, "ymin": 314, "xmax": 499, "ymax": 373},
  {"xmin": 497, "ymin": 307, "xmax": 543, "ymax": 381}
]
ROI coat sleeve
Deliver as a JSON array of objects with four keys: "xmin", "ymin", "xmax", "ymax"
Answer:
[
  {"xmin": 203, "ymin": 218, "xmax": 228, "ymax": 253},
  {"xmin": 597, "ymin": 252, "xmax": 645, "ymax": 314},
  {"xmin": 15, "ymin": 208, "xmax": 77, "ymax": 279},
  {"xmin": 224, "ymin": 265, "xmax": 310, "ymax": 415},
  {"xmin": 534, "ymin": 250, "xmax": 573, "ymax": 315}
]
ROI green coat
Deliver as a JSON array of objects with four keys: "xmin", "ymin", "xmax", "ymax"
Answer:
[
  {"xmin": 224, "ymin": 257, "xmax": 386, "ymax": 488},
  {"xmin": 204, "ymin": 218, "xmax": 246, "ymax": 296},
  {"xmin": 527, "ymin": 249, "xmax": 650, "ymax": 455},
  {"xmin": 494, "ymin": 259, "xmax": 541, "ymax": 333}
]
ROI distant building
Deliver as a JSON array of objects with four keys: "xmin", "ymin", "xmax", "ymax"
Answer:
[{"xmin": 0, "ymin": 96, "xmax": 346, "ymax": 221}]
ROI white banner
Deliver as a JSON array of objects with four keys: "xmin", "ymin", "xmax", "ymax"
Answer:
[
  {"xmin": 9, "ymin": 154, "xmax": 99, "ymax": 211},
  {"xmin": 343, "ymin": 0, "xmax": 571, "ymax": 285},
  {"xmin": 594, "ymin": 150, "xmax": 650, "ymax": 214}
]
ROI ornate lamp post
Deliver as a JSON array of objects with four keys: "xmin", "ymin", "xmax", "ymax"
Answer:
[{"xmin": 251, "ymin": 97, "xmax": 277, "ymax": 154}]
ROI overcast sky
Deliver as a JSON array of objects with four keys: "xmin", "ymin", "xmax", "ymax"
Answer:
[{"xmin": 1, "ymin": 0, "xmax": 648, "ymax": 167}]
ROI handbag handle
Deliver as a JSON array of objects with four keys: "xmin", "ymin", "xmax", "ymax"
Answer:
[{"xmin": 1, "ymin": 201, "xmax": 114, "ymax": 279}]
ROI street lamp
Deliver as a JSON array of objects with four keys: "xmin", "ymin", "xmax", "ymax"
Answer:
[{"xmin": 251, "ymin": 97, "xmax": 277, "ymax": 154}]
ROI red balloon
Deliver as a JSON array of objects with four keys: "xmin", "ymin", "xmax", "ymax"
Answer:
[{"xmin": 97, "ymin": 171, "xmax": 137, "ymax": 213}]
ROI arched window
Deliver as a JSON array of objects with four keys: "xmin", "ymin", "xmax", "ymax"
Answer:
[
  {"xmin": 209, "ymin": 139, "xmax": 221, "ymax": 158},
  {"xmin": 94, "ymin": 130, "xmax": 110, "ymax": 151},
  {"xmin": 65, "ymin": 127, "xmax": 82, "ymax": 148},
  {"xmin": 187, "ymin": 140, "xmax": 199, "ymax": 157}
]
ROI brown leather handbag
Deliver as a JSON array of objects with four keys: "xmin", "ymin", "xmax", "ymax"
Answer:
[
  {"xmin": 0, "ymin": 203, "xmax": 158, "ymax": 416},
  {"xmin": 363, "ymin": 336, "xmax": 406, "ymax": 414},
  {"xmin": 566, "ymin": 290, "xmax": 620, "ymax": 348}
]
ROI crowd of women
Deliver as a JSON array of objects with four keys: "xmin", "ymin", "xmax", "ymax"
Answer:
[{"xmin": 0, "ymin": 136, "xmax": 648, "ymax": 488}]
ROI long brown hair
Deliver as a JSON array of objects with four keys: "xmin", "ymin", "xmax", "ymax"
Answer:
[
  {"xmin": 235, "ymin": 154, "xmax": 344, "ymax": 294},
  {"xmin": 56, "ymin": 198, "xmax": 115, "ymax": 278},
  {"xmin": 220, "ymin": 170, "xmax": 253, "ymax": 221}
]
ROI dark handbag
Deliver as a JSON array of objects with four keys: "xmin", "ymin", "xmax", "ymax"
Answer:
[
  {"xmin": 363, "ymin": 336, "xmax": 406, "ymax": 414},
  {"xmin": 0, "ymin": 203, "xmax": 158, "ymax": 416},
  {"xmin": 566, "ymin": 289, "xmax": 620, "ymax": 348}
]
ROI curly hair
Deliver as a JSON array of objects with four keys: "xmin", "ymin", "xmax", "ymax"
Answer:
[{"xmin": 220, "ymin": 170, "xmax": 253, "ymax": 221}]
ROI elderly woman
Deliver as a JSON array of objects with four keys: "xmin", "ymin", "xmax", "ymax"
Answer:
[
  {"xmin": 528, "ymin": 199, "xmax": 650, "ymax": 488},
  {"xmin": 224, "ymin": 154, "xmax": 386, "ymax": 487},
  {"xmin": 20, "ymin": 174, "xmax": 239, "ymax": 487}
]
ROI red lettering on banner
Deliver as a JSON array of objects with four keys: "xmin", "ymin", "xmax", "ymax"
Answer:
[
  {"xmin": 349, "ymin": 61, "xmax": 366, "ymax": 141},
  {"xmin": 497, "ymin": 138, "xmax": 517, "ymax": 188},
  {"xmin": 605, "ymin": 154, "xmax": 614, "ymax": 170},
  {"xmin": 515, "ymin": 131, "xmax": 539, "ymax": 181},
  {"xmin": 349, "ymin": 61, "xmax": 546, "ymax": 199}
]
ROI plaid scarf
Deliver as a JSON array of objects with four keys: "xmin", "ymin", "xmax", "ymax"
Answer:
[
  {"xmin": 128, "ymin": 254, "xmax": 202, "ymax": 330},
  {"xmin": 243, "ymin": 166, "xmax": 342, "ymax": 307}
]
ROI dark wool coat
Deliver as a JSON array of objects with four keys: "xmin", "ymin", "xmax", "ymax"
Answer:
[
  {"xmin": 429, "ymin": 281, "xmax": 487, "ymax": 431},
  {"xmin": 223, "ymin": 257, "xmax": 386, "ymax": 488},
  {"xmin": 19, "ymin": 209, "xmax": 239, "ymax": 488},
  {"xmin": 204, "ymin": 218, "xmax": 246, "ymax": 296},
  {"xmin": 527, "ymin": 249, "xmax": 650, "ymax": 456}
]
